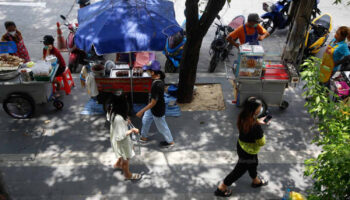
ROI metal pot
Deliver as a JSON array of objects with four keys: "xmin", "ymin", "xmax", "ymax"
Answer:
[{"xmin": 0, "ymin": 70, "xmax": 19, "ymax": 80}]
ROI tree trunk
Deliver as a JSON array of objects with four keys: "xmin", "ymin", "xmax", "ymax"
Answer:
[
  {"xmin": 177, "ymin": 0, "xmax": 226, "ymax": 103},
  {"xmin": 282, "ymin": 0, "xmax": 315, "ymax": 65}
]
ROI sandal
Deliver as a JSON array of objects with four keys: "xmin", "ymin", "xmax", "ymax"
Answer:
[
  {"xmin": 139, "ymin": 137, "xmax": 148, "ymax": 143},
  {"xmin": 113, "ymin": 166, "xmax": 123, "ymax": 172},
  {"xmin": 214, "ymin": 188, "xmax": 232, "ymax": 197},
  {"xmin": 125, "ymin": 173, "xmax": 142, "ymax": 181},
  {"xmin": 251, "ymin": 176, "xmax": 268, "ymax": 188},
  {"xmin": 112, "ymin": 163, "xmax": 123, "ymax": 173}
]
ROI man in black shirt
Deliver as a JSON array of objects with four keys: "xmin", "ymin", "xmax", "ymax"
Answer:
[{"xmin": 136, "ymin": 60, "xmax": 175, "ymax": 147}]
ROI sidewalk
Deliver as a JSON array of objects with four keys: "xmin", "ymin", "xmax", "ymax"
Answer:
[{"xmin": 0, "ymin": 72, "xmax": 320, "ymax": 199}]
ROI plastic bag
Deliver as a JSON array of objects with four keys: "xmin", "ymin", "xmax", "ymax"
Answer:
[
  {"xmin": 86, "ymin": 72, "xmax": 99, "ymax": 97},
  {"xmin": 31, "ymin": 60, "xmax": 52, "ymax": 76}
]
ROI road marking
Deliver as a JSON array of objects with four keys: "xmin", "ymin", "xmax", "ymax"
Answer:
[{"xmin": 0, "ymin": 2, "xmax": 46, "ymax": 7}]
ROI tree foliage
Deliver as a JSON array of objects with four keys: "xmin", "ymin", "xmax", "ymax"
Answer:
[{"xmin": 300, "ymin": 57, "xmax": 350, "ymax": 199}]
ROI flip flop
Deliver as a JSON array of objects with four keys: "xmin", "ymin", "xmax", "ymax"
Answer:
[
  {"xmin": 113, "ymin": 167, "xmax": 123, "ymax": 173},
  {"xmin": 214, "ymin": 188, "xmax": 232, "ymax": 197},
  {"xmin": 139, "ymin": 137, "xmax": 148, "ymax": 143},
  {"xmin": 251, "ymin": 176, "xmax": 268, "ymax": 188},
  {"xmin": 125, "ymin": 173, "xmax": 142, "ymax": 181}
]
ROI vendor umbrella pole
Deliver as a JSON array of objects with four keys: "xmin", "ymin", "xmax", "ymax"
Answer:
[{"xmin": 129, "ymin": 52, "xmax": 134, "ymax": 107}]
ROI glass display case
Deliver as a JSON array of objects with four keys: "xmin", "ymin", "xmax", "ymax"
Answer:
[{"xmin": 235, "ymin": 44, "xmax": 265, "ymax": 79}]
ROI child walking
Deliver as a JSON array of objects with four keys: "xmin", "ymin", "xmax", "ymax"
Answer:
[
  {"xmin": 136, "ymin": 60, "xmax": 175, "ymax": 148},
  {"xmin": 107, "ymin": 95, "xmax": 141, "ymax": 180}
]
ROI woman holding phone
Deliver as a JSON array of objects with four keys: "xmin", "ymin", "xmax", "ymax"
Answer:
[{"xmin": 214, "ymin": 97, "xmax": 270, "ymax": 197}]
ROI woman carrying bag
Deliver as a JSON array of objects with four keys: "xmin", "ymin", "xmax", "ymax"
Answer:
[
  {"xmin": 215, "ymin": 97, "xmax": 269, "ymax": 197},
  {"xmin": 107, "ymin": 95, "xmax": 141, "ymax": 180}
]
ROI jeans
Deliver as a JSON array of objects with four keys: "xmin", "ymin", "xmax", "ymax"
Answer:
[
  {"xmin": 141, "ymin": 110, "xmax": 174, "ymax": 143},
  {"xmin": 223, "ymin": 142, "xmax": 258, "ymax": 186}
]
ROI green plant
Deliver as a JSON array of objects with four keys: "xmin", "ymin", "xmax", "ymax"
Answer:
[{"xmin": 301, "ymin": 57, "xmax": 350, "ymax": 199}]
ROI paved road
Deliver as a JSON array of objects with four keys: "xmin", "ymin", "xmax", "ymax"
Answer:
[{"xmin": 0, "ymin": 0, "xmax": 349, "ymax": 199}]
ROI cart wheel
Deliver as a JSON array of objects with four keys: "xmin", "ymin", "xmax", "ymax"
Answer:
[
  {"xmin": 3, "ymin": 93, "xmax": 35, "ymax": 119},
  {"xmin": 53, "ymin": 100, "xmax": 64, "ymax": 110},
  {"xmin": 279, "ymin": 100, "xmax": 289, "ymax": 110}
]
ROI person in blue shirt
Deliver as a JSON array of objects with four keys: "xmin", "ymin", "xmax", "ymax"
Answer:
[
  {"xmin": 331, "ymin": 31, "xmax": 350, "ymax": 71},
  {"xmin": 320, "ymin": 26, "xmax": 350, "ymax": 84}
]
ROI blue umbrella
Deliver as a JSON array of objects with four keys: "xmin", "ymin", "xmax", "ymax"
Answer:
[{"xmin": 75, "ymin": 0, "xmax": 182, "ymax": 55}]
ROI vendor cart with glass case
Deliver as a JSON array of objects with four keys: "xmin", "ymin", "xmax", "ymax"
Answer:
[{"xmin": 228, "ymin": 44, "xmax": 299, "ymax": 115}]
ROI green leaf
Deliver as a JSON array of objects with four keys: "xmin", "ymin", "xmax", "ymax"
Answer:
[{"xmin": 315, "ymin": 96, "xmax": 320, "ymax": 104}]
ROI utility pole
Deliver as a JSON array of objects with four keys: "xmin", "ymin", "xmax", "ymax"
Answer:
[{"xmin": 282, "ymin": 0, "xmax": 316, "ymax": 66}]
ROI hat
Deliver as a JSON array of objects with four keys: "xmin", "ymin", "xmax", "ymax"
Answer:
[
  {"xmin": 43, "ymin": 35, "xmax": 54, "ymax": 45},
  {"xmin": 78, "ymin": 0, "xmax": 90, "ymax": 6},
  {"xmin": 248, "ymin": 13, "xmax": 262, "ymax": 23},
  {"xmin": 142, "ymin": 60, "xmax": 161, "ymax": 71}
]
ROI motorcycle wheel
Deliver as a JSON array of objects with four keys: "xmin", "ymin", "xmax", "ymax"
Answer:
[
  {"xmin": 165, "ymin": 59, "xmax": 178, "ymax": 73},
  {"xmin": 209, "ymin": 51, "xmax": 220, "ymax": 73},
  {"xmin": 262, "ymin": 19, "xmax": 276, "ymax": 34}
]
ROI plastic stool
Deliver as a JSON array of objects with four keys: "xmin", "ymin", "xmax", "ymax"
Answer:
[{"xmin": 52, "ymin": 67, "xmax": 75, "ymax": 95}]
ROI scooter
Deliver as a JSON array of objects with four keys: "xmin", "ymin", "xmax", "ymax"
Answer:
[
  {"xmin": 261, "ymin": 0, "xmax": 320, "ymax": 34},
  {"xmin": 59, "ymin": 15, "xmax": 87, "ymax": 73},
  {"xmin": 208, "ymin": 15, "xmax": 245, "ymax": 73},
  {"xmin": 304, "ymin": 13, "xmax": 332, "ymax": 57}
]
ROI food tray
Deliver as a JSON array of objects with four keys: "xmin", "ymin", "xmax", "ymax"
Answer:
[{"xmin": 0, "ymin": 70, "xmax": 19, "ymax": 80}]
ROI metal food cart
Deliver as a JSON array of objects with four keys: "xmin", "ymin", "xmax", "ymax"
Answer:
[
  {"xmin": 227, "ymin": 44, "xmax": 299, "ymax": 115},
  {"xmin": 0, "ymin": 65, "xmax": 63, "ymax": 119},
  {"xmin": 93, "ymin": 64, "xmax": 153, "ymax": 111}
]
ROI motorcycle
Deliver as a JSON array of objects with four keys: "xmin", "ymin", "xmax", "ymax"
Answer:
[
  {"xmin": 59, "ymin": 15, "xmax": 87, "ymax": 73},
  {"xmin": 163, "ymin": 30, "xmax": 186, "ymax": 73},
  {"xmin": 261, "ymin": 0, "xmax": 320, "ymax": 34},
  {"xmin": 304, "ymin": 13, "xmax": 332, "ymax": 57},
  {"xmin": 208, "ymin": 15, "xmax": 245, "ymax": 73}
]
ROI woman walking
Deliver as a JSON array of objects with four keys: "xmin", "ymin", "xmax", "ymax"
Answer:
[
  {"xmin": 107, "ymin": 95, "xmax": 142, "ymax": 180},
  {"xmin": 215, "ymin": 97, "xmax": 268, "ymax": 197}
]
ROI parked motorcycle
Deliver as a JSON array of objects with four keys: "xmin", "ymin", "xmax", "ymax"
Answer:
[
  {"xmin": 261, "ymin": 0, "xmax": 320, "ymax": 34},
  {"xmin": 304, "ymin": 13, "xmax": 332, "ymax": 57},
  {"xmin": 163, "ymin": 30, "xmax": 186, "ymax": 73},
  {"xmin": 208, "ymin": 15, "xmax": 245, "ymax": 73},
  {"xmin": 59, "ymin": 15, "xmax": 87, "ymax": 73}
]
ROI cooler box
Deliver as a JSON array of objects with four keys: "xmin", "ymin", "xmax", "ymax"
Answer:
[{"xmin": 261, "ymin": 64, "xmax": 289, "ymax": 106}]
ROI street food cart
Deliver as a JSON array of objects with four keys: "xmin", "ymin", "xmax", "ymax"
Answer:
[
  {"xmin": 228, "ymin": 44, "xmax": 299, "ymax": 115},
  {"xmin": 0, "ymin": 53, "xmax": 63, "ymax": 119},
  {"xmin": 92, "ymin": 63, "xmax": 152, "ymax": 111}
]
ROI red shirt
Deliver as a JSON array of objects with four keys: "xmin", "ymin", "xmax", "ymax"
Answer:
[{"xmin": 43, "ymin": 46, "xmax": 66, "ymax": 68}]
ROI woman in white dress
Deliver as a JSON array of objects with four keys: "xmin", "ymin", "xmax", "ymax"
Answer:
[{"xmin": 107, "ymin": 95, "xmax": 141, "ymax": 180}]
